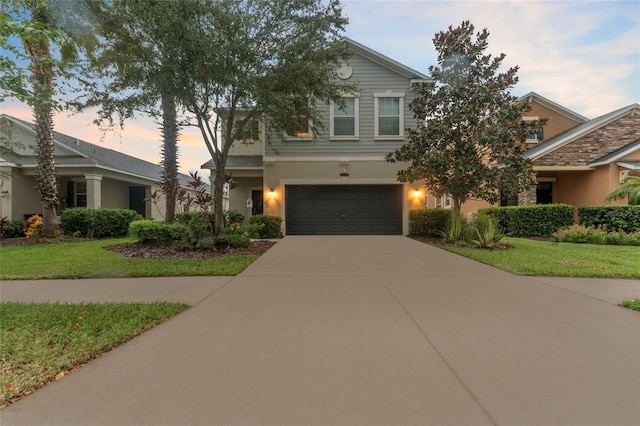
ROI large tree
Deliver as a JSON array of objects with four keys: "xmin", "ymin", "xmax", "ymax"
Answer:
[
  {"xmin": 1, "ymin": 0, "xmax": 93, "ymax": 236},
  {"xmin": 386, "ymin": 21, "xmax": 542, "ymax": 212},
  {"xmin": 177, "ymin": 0, "xmax": 351, "ymax": 235},
  {"xmin": 78, "ymin": 0, "xmax": 188, "ymax": 223}
]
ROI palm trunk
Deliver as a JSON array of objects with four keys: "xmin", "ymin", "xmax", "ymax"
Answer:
[
  {"xmin": 161, "ymin": 93, "xmax": 179, "ymax": 223},
  {"xmin": 27, "ymin": 5, "xmax": 59, "ymax": 237}
]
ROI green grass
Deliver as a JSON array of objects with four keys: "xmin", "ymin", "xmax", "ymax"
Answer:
[
  {"xmin": 619, "ymin": 298, "xmax": 640, "ymax": 311},
  {"xmin": 437, "ymin": 237, "xmax": 640, "ymax": 278},
  {"xmin": 0, "ymin": 301, "xmax": 189, "ymax": 407},
  {"xmin": 0, "ymin": 239, "xmax": 257, "ymax": 280}
]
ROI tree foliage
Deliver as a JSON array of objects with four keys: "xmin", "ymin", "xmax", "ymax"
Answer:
[
  {"xmin": 174, "ymin": 0, "xmax": 351, "ymax": 235},
  {"xmin": 1, "ymin": 0, "xmax": 95, "ymax": 236},
  {"xmin": 606, "ymin": 176, "xmax": 640, "ymax": 205},
  {"xmin": 387, "ymin": 21, "xmax": 542, "ymax": 211}
]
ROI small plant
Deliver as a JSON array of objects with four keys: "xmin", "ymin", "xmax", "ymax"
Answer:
[
  {"xmin": 619, "ymin": 298, "xmax": 640, "ymax": 312},
  {"xmin": 553, "ymin": 225, "xmax": 640, "ymax": 246},
  {"xmin": 23, "ymin": 215, "xmax": 43, "ymax": 239},
  {"xmin": 471, "ymin": 215, "xmax": 504, "ymax": 248},
  {"xmin": 224, "ymin": 210, "xmax": 245, "ymax": 227},
  {"xmin": 441, "ymin": 210, "xmax": 466, "ymax": 242}
]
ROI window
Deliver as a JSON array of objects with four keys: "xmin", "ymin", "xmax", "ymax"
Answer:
[
  {"xmin": 524, "ymin": 116, "xmax": 544, "ymax": 142},
  {"xmin": 75, "ymin": 181, "xmax": 87, "ymax": 208},
  {"xmin": 436, "ymin": 196, "xmax": 443, "ymax": 208},
  {"xmin": 286, "ymin": 98, "xmax": 311, "ymax": 139},
  {"xmin": 241, "ymin": 119, "xmax": 260, "ymax": 142},
  {"xmin": 374, "ymin": 93, "xmax": 404, "ymax": 139},
  {"xmin": 331, "ymin": 96, "xmax": 359, "ymax": 140}
]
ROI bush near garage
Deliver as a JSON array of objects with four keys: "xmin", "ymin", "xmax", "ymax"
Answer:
[
  {"xmin": 248, "ymin": 214, "xmax": 282, "ymax": 238},
  {"xmin": 61, "ymin": 208, "xmax": 141, "ymax": 238},
  {"xmin": 479, "ymin": 204, "xmax": 575, "ymax": 237},
  {"xmin": 408, "ymin": 208, "xmax": 450, "ymax": 237},
  {"xmin": 577, "ymin": 206, "xmax": 640, "ymax": 233}
]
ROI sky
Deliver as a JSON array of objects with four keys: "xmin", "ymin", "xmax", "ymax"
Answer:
[{"xmin": 1, "ymin": 0, "xmax": 639, "ymax": 178}]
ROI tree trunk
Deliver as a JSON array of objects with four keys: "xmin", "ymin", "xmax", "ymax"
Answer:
[
  {"xmin": 161, "ymin": 93, "xmax": 178, "ymax": 223},
  {"xmin": 212, "ymin": 166, "xmax": 225, "ymax": 236},
  {"xmin": 27, "ymin": 6, "xmax": 59, "ymax": 237}
]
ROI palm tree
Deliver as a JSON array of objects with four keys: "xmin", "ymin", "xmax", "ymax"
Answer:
[
  {"xmin": 606, "ymin": 176, "xmax": 640, "ymax": 205},
  {"xmin": 23, "ymin": 2, "xmax": 60, "ymax": 236}
]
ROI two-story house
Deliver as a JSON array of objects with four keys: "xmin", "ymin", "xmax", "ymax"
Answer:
[{"xmin": 208, "ymin": 38, "xmax": 428, "ymax": 235}]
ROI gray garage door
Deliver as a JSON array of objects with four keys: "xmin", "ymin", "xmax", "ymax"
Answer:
[{"xmin": 285, "ymin": 185, "xmax": 403, "ymax": 235}]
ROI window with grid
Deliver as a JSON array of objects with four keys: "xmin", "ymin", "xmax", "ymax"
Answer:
[
  {"xmin": 331, "ymin": 96, "xmax": 359, "ymax": 139},
  {"xmin": 286, "ymin": 98, "xmax": 311, "ymax": 138},
  {"xmin": 374, "ymin": 93, "xmax": 404, "ymax": 138}
]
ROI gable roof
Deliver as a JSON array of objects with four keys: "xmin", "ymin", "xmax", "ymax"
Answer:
[
  {"xmin": 343, "ymin": 38, "xmax": 430, "ymax": 80},
  {"xmin": 523, "ymin": 103, "xmax": 640, "ymax": 161},
  {"xmin": 589, "ymin": 139, "xmax": 640, "ymax": 167},
  {"xmin": 0, "ymin": 114, "xmax": 198, "ymax": 188},
  {"xmin": 517, "ymin": 92, "xmax": 589, "ymax": 123}
]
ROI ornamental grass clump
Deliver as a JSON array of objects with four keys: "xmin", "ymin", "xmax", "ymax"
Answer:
[{"xmin": 553, "ymin": 224, "xmax": 640, "ymax": 246}]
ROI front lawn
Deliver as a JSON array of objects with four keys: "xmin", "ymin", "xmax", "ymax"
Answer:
[
  {"xmin": 0, "ymin": 238, "xmax": 259, "ymax": 280},
  {"xmin": 437, "ymin": 237, "xmax": 640, "ymax": 278},
  {"xmin": 0, "ymin": 301, "xmax": 189, "ymax": 408}
]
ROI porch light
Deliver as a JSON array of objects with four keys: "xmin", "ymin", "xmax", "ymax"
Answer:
[
  {"xmin": 413, "ymin": 190, "xmax": 422, "ymax": 198},
  {"xmin": 268, "ymin": 188, "xmax": 276, "ymax": 199}
]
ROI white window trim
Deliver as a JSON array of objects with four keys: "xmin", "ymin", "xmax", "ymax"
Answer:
[
  {"xmin": 523, "ymin": 116, "xmax": 540, "ymax": 143},
  {"xmin": 330, "ymin": 94, "xmax": 359, "ymax": 141},
  {"xmin": 374, "ymin": 92, "xmax": 404, "ymax": 140}
]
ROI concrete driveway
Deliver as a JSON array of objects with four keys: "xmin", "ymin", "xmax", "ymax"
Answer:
[{"xmin": 1, "ymin": 236, "xmax": 639, "ymax": 425}]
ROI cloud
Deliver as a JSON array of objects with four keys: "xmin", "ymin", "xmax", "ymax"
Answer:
[{"xmin": 343, "ymin": 0, "xmax": 640, "ymax": 117}]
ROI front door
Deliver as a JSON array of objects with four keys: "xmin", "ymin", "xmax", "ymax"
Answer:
[
  {"xmin": 536, "ymin": 182, "xmax": 553, "ymax": 204},
  {"xmin": 251, "ymin": 190, "xmax": 264, "ymax": 216}
]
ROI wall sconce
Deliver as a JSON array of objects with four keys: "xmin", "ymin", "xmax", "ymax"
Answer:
[
  {"xmin": 268, "ymin": 188, "xmax": 276, "ymax": 199},
  {"xmin": 413, "ymin": 189, "xmax": 422, "ymax": 199},
  {"xmin": 340, "ymin": 168, "xmax": 349, "ymax": 177}
]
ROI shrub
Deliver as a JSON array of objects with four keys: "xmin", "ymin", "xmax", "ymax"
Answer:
[
  {"xmin": 224, "ymin": 222, "xmax": 264, "ymax": 239},
  {"xmin": 61, "ymin": 208, "xmax": 141, "ymax": 238},
  {"xmin": 442, "ymin": 210, "xmax": 466, "ymax": 242},
  {"xmin": 129, "ymin": 220, "xmax": 185, "ymax": 243},
  {"xmin": 409, "ymin": 208, "xmax": 450, "ymax": 237},
  {"xmin": 24, "ymin": 215, "xmax": 43, "ymax": 238},
  {"xmin": 224, "ymin": 210, "xmax": 245, "ymax": 226},
  {"xmin": 468, "ymin": 212, "xmax": 504, "ymax": 248},
  {"xmin": 552, "ymin": 224, "xmax": 640, "ymax": 246},
  {"xmin": 60, "ymin": 208, "xmax": 91, "ymax": 236},
  {"xmin": 1, "ymin": 219, "xmax": 25, "ymax": 238},
  {"xmin": 480, "ymin": 204, "xmax": 575, "ymax": 237},
  {"xmin": 212, "ymin": 234, "xmax": 251, "ymax": 251},
  {"xmin": 249, "ymin": 215, "xmax": 282, "ymax": 239},
  {"xmin": 578, "ymin": 206, "xmax": 640, "ymax": 233}
]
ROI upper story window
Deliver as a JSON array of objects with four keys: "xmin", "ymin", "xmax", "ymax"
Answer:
[
  {"xmin": 240, "ymin": 119, "xmax": 260, "ymax": 142},
  {"xmin": 374, "ymin": 93, "xmax": 404, "ymax": 140},
  {"xmin": 524, "ymin": 116, "xmax": 544, "ymax": 143},
  {"xmin": 330, "ymin": 96, "xmax": 359, "ymax": 140},
  {"xmin": 286, "ymin": 98, "xmax": 312, "ymax": 139}
]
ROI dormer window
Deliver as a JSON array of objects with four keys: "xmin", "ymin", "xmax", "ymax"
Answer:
[{"xmin": 524, "ymin": 116, "xmax": 544, "ymax": 143}]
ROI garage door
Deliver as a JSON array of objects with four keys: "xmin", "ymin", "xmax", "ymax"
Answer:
[{"xmin": 285, "ymin": 185, "xmax": 403, "ymax": 235}]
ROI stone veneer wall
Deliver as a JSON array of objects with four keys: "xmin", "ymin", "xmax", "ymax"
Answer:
[
  {"xmin": 518, "ymin": 188, "xmax": 537, "ymax": 205},
  {"xmin": 533, "ymin": 113, "xmax": 640, "ymax": 167}
]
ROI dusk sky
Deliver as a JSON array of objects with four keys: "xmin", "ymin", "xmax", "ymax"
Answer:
[{"xmin": 2, "ymin": 0, "xmax": 639, "ymax": 178}]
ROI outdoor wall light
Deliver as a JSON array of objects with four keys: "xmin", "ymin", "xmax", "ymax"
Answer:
[
  {"xmin": 268, "ymin": 188, "xmax": 276, "ymax": 199},
  {"xmin": 413, "ymin": 190, "xmax": 422, "ymax": 198}
]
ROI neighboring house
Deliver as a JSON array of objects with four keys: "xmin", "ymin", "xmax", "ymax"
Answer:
[
  {"xmin": 0, "ymin": 114, "xmax": 200, "ymax": 221},
  {"xmin": 202, "ymin": 39, "xmax": 640, "ymax": 235},
  {"xmin": 204, "ymin": 38, "xmax": 429, "ymax": 235}
]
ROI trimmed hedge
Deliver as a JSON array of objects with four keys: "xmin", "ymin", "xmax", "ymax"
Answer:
[
  {"xmin": 129, "ymin": 220, "xmax": 186, "ymax": 243},
  {"xmin": 578, "ymin": 206, "xmax": 640, "ymax": 233},
  {"xmin": 479, "ymin": 204, "xmax": 575, "ymax": 237},
  {"xmin": 61, "ymin": 208, "xmax": 141, "ymax": 238},
  {"xmin": 409, "ymin": 208, "xmax": 450, "ymax": 237},
  {"xmin": 249, "ymin": 214, "xmax": 282, "ymax": 239}
]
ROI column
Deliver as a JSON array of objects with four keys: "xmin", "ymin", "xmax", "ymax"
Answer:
[{"xmin": 84, "ymin": 174, "xmax": 103, "ymax": 209}]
